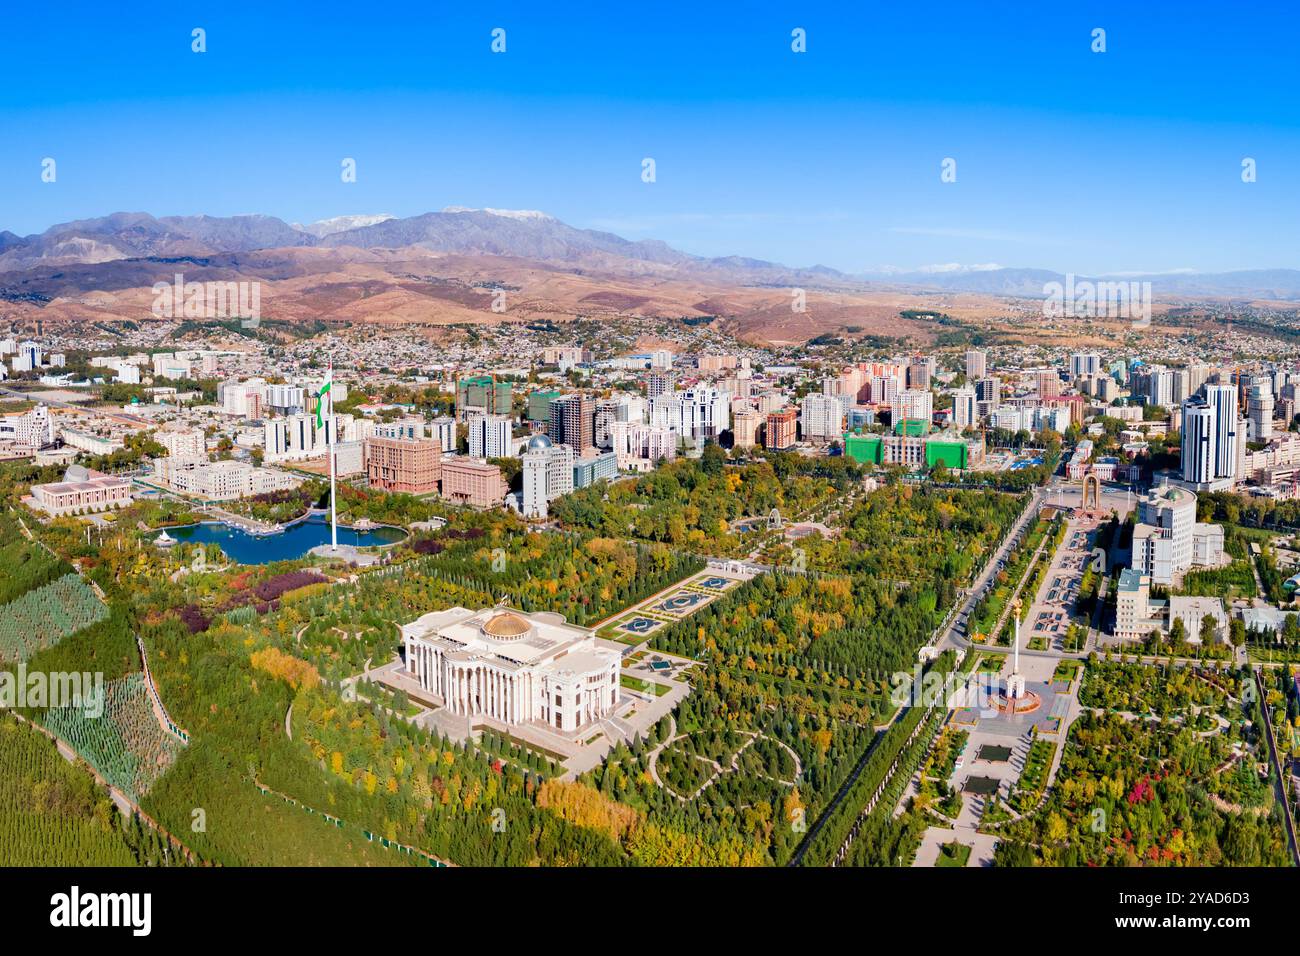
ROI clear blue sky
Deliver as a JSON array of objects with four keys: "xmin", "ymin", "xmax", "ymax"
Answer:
[{"xmin": 1, "ymin": 0, "xmax": 1296, "ymax": 275}]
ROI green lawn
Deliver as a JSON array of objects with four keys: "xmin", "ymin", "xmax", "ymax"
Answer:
[
  {"xmin": 620, "ymin": 674, "xmax": 671, "ymax": 697},
  {"xmin": 1052, "ymin": 660, "xmax": 1082, "ymax": 683},
  {"xmin": 936, "ymin": 841, "xmax": 972, "ymax": 867}
]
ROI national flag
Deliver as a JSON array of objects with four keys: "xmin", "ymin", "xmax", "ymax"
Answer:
[{"xmin": 315, "ymin": 368, "xmax": 332, "ymax": 430}]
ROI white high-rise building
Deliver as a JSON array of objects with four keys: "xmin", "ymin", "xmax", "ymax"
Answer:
[
  {"xmin": 468, "ymin": 413, "xmax": 512, "ymax": 459},
  {"xmin": 868, "ymin": 374, "xmax": 900, "ymax": 407},
  {"xmin": 1248, "ymin": 382, "xmax": 1274, "ymax": 442},
  {"xmin": 1181, "ymin": 399, "xmax": 1216, "ymax": 486},
  {"xmin": 608, "ymin": 421, "xmax": 676, "ymax": 471},
  {"xmin": 893, "ymin": 388, "xmax": 933, "ymax": 428},
  {"xmin": 992, "ymin": 405, "xmax": 1029, "ymax": 433},
  {"xmin": 429, "ymin": 416, "xmax": 456, "ymax": 453},
  {"xmin": 649, "ymin": 387, "xmax": 730, "ymax": 445},
  {"xmin": 18, "ymin": 341, "xmax": 43, "ymax": 369},
  {"xmin": 799, "ymin": 393, "xmax": 843, "ymax": 443},
  {"xmin": 155, "ymin": 427, "xmax": 206, "ymax": 459},
  {"xmin": 1181, "ymin": 385, "xmax": 1239, "ymax": 491},
  {"xmin": 953, "ymin": 386, "xmax": 978, "ymax": 429},
  {"xmin": 594, "ymin": 396, "xmax": 646, "ymax": 449},
  {"xmin": 265, "ymin": 384, "xmax": 306, "ymax": 413},
  {"xmin": 0, "ymin": 404, "xmax": 53, "ymax": 448},
  {"xmin": 222, "ymin": 379, "xmax": 267, "ymax": 418},
  {"xmin": 264, "ymin": 412, "xmax": 351, "ymax": 462},
  {"xmin": 1070, "ymin": 352, "xmax": 1101, "ymax": 379},
  {"xmin": 1186, "ymin": 364, "xmax": 1214, "ymax": 396},
  {"xmin": 1207, "ymin": 383, "xmax": 1238, "ymax": 481},
  {"xmin": 1170, "ymin": 369, "xmax": 1191, "ymax": 405},
  {"xmin": 373, "ymin": 417, "xmax": 426, "ymax": 441},
  {"xmin": 521, "ymin": 435, "xmax": 574, "ymax": 518},
  {"xmin": 1146, "ymin": 367, "xmax": 1176, "ymax": 408},
  {"xmin": 113, "ymin": 362, "xmax": 141, "ymax": 385},
  {"xmin": 965, "ymin": 350, "xmax": 987, "ymax": 380},
  {"xmin": 646, "ymin": 369, "xmax": 676, "ymax": 399},
  {"xmin": 1132, "ymin": 485, "xmax": 1203, "ymax": 585}
]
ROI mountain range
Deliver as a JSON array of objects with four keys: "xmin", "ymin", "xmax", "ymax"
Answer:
[
  {"xmin": 859, "ymin": 266, "xmax": 1300, "ymax": 300},
  {"xmin": 4, "ymin": 209, "xmax": 1300, "ymax": 302},
  {"xmin": 0, "ymin": 208, "xmax": 844, "ymax": 286},
  {"xmin": 0, "ymin": 208, "xmax": 1297, "ymax": 347}
]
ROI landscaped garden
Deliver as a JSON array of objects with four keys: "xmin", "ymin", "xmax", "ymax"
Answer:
[
  {"xmin": 993, "ymin": 659, "xmax": 1290, "ymax": 866},
  {"xmin": 935, "ymin": 840, "xmax": 971, "ymax": 867}
]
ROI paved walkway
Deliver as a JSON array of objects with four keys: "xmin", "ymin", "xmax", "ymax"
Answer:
[{"xmin": 934, "ymin": 488, "xmax": 1046, "ymax": 656}]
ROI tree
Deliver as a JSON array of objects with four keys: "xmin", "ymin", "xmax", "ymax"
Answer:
[
  {"xmin": 1046, "ymin": 812, "xmax": 1069, "ymax": 844},
  {"xmin": 994, "ymin": 840, "xmax": 1036, "ymax": 866},
  {"xmin": 1229, "ymin": 617, "xmax": 1246, "ymax": 649},
  {"xmin": 700, "ymin": 442, "xmax": 726, "ymax": 476},
  {"xmin": 1170, "ymin": 617, "xmax": 1186, "ymax": 644},
  {"xmin": 1200, "ymin": 613, "xmax": 1218, "ymax": 645}
]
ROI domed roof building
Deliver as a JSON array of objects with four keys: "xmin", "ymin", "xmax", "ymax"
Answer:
[
  {"xmin": 401, "ymin": 605, "xmax": 620, "ymax": 733},
  {"xmin": 481, "ymin": 610, "xmax": 532, "ymax": 640}
]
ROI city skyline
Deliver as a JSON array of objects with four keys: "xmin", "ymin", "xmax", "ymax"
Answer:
[{"xmin": 2, "ymin": 0, "xmax": 1298, "ymax": 919}]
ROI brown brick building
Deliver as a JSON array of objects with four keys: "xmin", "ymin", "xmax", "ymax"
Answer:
[
  {"xmin": 365, "ymin": 436, "xmax": 441, "ymax": 494},
  {"xmin": 441, "ymin": 458, "xmax": 507, "ymax": 508},
  {"xmin": 765, "ymin": 407, "xmax": 797, "ymax": 451}
]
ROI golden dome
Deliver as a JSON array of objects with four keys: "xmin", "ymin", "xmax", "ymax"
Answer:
[{"xmin": 482, "ymin": 611, "xmax": 531, "ymax": 640}]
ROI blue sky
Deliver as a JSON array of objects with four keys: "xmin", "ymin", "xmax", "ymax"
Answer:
[{"xmin": 1, "ymin": 0, "xmax": 1297, "ymax": 274}]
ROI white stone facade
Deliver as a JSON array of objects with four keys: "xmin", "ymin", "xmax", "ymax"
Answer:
[{"xmin": 402, "ymin": 607, "xmax": 620, "ymax": 733}]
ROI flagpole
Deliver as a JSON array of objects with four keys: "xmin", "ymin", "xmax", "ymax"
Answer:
[
  {"xmin": 327, "ymin": 359, "xmax": 337, "ymax": 551},
  {"xmin": 1013, "ymin": 607, "xmax": 1019, "ymax": 675}
]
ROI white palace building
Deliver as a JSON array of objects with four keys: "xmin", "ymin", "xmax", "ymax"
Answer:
[{"xmin": 400, "ymin": 606, "xmax": 621, "ymax": 733}]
